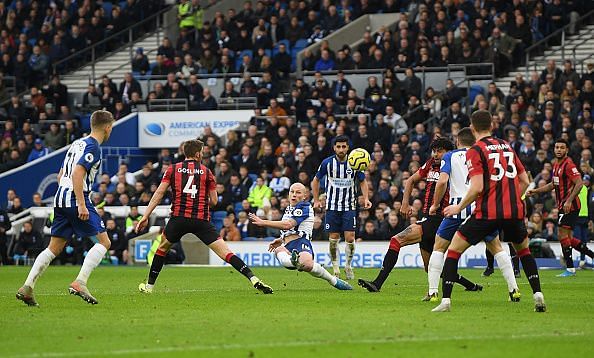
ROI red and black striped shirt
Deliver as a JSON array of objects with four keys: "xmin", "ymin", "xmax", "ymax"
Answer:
[
  {"xmin": 466, "ymin": 136, "xmax": 526, "ymax": 220},
  {"xmin": 418, "ymin": 157, "xmax": 449, "ymax": 216},
  {"xmin": 552, "ymin": 156, "xmax": 581, "ymax": 213},
  {"xmin": 161, "ymin": 160, "xmax": 216, "ymax": 220}
]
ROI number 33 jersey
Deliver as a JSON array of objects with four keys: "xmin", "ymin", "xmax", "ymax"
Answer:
[{"xmin": 466, "ymin": 136, "xmax": 526, "ymax": 220}]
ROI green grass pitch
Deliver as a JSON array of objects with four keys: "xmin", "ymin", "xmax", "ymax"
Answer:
[{"xmin": 1, "ymin": 266, "xmax": 592, "ymax": 357}]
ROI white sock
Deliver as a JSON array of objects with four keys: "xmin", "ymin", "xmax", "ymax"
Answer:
[
  {"xmin": 345, "ymin": 242, "xmax": 355, "ymax": 268},
  {"xmin": 276, "ymin": 251, "xmax": 294, "ymax": 268},
  {"xmin": 494, "ymin": 251, "xmax": 518, "ymax": 291},
  {"xmin": 329, "ymin": 239, "xmax": 340, "ymax": 270},
  {"xmin": 76, "ymin": 244, "xmax": 107, "ymax": 285},
  {"xmin": 428, "ymin": 251, "xmax": 444, "ymax": 295},
  {"xmin": 309, "ymin": 262, "xmax": 338, "ymax": 286},
  {"xmin": 567, "ymin": 267, "xmax": 576, "ymax": 273},
  {"xmin": 24, "ymin": 248, "xmax": 56, "ymax": 289}
]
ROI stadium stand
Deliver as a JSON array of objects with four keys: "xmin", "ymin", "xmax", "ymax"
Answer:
[{"xmin": 1, "ymin": 0, "xmax": 594, "ymax": 266}]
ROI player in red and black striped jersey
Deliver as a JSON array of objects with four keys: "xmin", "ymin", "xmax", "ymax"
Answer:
[
  {"xmin": 359, "ymin": 138, "xmax": 481, "ymax": 295},
  {"xmin": 526, "ymin": 138, "xmax": 594, "ymax": 276},
  {"xmin": 135, "ymin": 139, "xmax": 273, "ymax": 294},
  {"xmin": 433, "ymin": 110, "xmax": 546, "ymax": 313}
]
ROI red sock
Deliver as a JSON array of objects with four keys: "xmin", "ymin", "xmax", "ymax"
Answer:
[{"xmin": 389, "ymin": 237, "xmax": 401, "ymax": 252}]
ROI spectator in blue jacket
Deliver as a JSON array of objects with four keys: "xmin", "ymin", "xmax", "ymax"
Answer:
[
  {"xmin": 27, "ymin": 138, "xmax": 50, "ymax": 162},
  {"xmin": 314, "ymin": 50, "xmax": 335, "ymax": 72}
]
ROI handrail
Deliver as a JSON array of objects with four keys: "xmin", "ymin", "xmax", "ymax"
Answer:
[
  {"xmin": 524, "ymin": 9, "xmax": 594, "ymax": 78},
  {"xmin": 52, "ymin": 5, "xmax": 173, "ymax": 75}
]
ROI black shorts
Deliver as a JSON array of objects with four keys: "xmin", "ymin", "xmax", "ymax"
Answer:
[
  {"xmin": 418, "ymin": 215, "xmax": 442, "ymax": 252},
  {"xmin": 164, "ymin": 216, "xmax": 220, "ymax": 245},
  {"xmin": 558, "ymin": 211, "xmax": 578, "ymax": 229},
  {"xmin": 458, "ymin": 216, "xmax": 527, "ymax": 245}
]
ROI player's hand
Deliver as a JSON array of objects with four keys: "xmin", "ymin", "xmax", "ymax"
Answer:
[
  {"xmin": 429, "ymin": 204, "xmax": 439, "ymax": 216},
  {"xmin": 563, "ymin": 201, "xmax": 572, "ymax": 214},
  {"xmin": 248, "ymin": 213, "xmax": 264, "ymax": 226},
  {"xmin": 363, "ymin": 198, "xmax": 372, "ymax": 209},
  {"xmin": 313, "ymin": 200, "xmax": 323, "ymax": 210},
  {"xmin": 135, "ymin": 216, "xmax": 148, "ymax": 233},
  {"xmin": 443, "ymin": 205, "xmax": 461, "ymax": 217},
  {"xmin": 400, "ymin": 204, "xmax": 412, "ymax": 219},
  {"xmin": 268, "ymin": 238, "xmax": 283, "ymax": 252},
  {"xmin": 78, "ymin": 205, "xmax": 89, "ymax": 221},
  {"xmin": 524, "ymin": 189, "xmax": 536, "ymax": 198}
]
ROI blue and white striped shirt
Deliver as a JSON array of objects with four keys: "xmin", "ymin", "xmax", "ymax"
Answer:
[
  {"xmin": 440, "ymin": 148, "xmax": 474, "ymax": 219},
  {"xmin": 54, "ymin": 136, "xmax": 101, "ymax": 208},
  {"xmin": 315, "ymin": 155, "xmax": 365, "ymax": 211}
]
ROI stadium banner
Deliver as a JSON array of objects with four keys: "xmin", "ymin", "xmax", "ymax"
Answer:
[
  {"xmin": 138, "ymin": 110, "xmax": 252, "ymax": 148},
  {"xmin": 209, "ymin": 242, "xmax": 496, "ymax": 268}
]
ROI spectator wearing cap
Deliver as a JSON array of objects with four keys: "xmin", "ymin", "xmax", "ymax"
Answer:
[
  {"xmin": 132, "ymin": 48, "xmax": 150, "ymax": 75},
  {"xmin": 46, "ymin": 75, "xmax": 68, "ymax": 108},
  {"xmin": 27, "ymin": 138, "xmax": 50, "ymax": 162}
]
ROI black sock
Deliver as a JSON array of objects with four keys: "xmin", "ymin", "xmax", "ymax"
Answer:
[
  {"xmin": 374, "ymin": 249, "xmax": 399, "ymax": 289},
  {"xmin": 148, "ymin": 252, "xmax": 166, "ymax": 285},
  {"xmin": 456, "ymin": 274, "xmax": 476, "ymax": 290},
  {"xmin": 572, "ymin": 240, "xmax": 594, "ymax": 258},
  {"xmin": 227, "ymin": 254, "xmax": 255, "ymax": 281},
  {"xmin": 486, "ymin": 248, "xmax": 494, "ymax": 270},
  {"xmin": 520, "ymin": 253, "xmax": 542, "ymax": 294},
  {"xmin": 562, "ymin": 245, "xmax": 575, "ymax": 269},
  {"xmin": 442, "ymin": 257, "xmax": 459, "ymax": 299}
]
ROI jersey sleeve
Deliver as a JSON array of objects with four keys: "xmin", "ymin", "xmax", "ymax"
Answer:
[
  {"xmin": 76, "ymin": 143, "xmax": 100, "ymax": 171},
  {"xmin": 440, "ymin": 152, "xmax": 453, "ymax": 175},
  {"xmin": 161, "ymin": 166, "xmax": 173, "ymax": 184},
  {"xmin": 565, "ymin": 160, "xmax": 581, "ymax": 181},
  {"xmin": 291, "ymin": 202, "xmax": 311, "ymax": 227},
  {"xmin": 417, "ymin": 159, "xmax": 432, "ymax": 179},
  {"xmin": 466, "ymin": 147, "xmax": 483, "ymax": 178},
  {"xmin": 207, "ymin": 169, "xmax": 216, "ymax": 191},
  {"xmin": 356, "ymin": 170, "xmax": 365, "ymax": 181},
  {"xmin": 315, "ymin": 159, "xmax": 328, "ymax": 179}
]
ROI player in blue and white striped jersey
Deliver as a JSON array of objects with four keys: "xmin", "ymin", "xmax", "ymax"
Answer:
[
  {"xmin": 17, "ymin": 110, "xmax": 115, "ymax": 307},
  {"xmin": 426, "ymin": 128, "xmax": 520, "ymax": 302},
  {"xmin": 249, "ymin": 183, "xmax": 352, "ymax": 290},
  {"xmin": 311, "ymin": 136, "xmax": 372, "ymax": 280}
]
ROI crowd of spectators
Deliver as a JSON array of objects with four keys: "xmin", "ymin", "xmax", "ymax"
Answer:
[{"xmin": 1, "ymin": 0, "xmax": 594, "ymax": 265}]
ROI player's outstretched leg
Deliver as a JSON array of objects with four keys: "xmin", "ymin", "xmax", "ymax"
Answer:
[
  {"xmin": 292, "ymin": 250, "xmax": 352, "ymax": 290},
  {"xmin": 570, "ymin": 237, "xmax": 594, "ymax": 260},
  {"xmin": 358, "ymin": 236, "xmax": 401, "ymax": 292},
  {"xmin": 211, "ymin": 240, "xmax": 273, "ymax": 294},
  {"xmin": 514, "ymin": 242, "xmax": 546, "ymax": 312},
  {"xmin": 329, "ymin": 236, "xmax": 341, "ymax": 277},
  {"xmin": 69, "ymin": 233, "xmax": 110, "ymax": 305},
  {"xmin": 483, "ymin": 248, "xmax": 495, "ymax": 277},
  {"xmin": 17, "ymin": 237, "xmax": 66, "ymax": 307}
]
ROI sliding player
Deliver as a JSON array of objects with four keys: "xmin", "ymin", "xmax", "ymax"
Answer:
[
  {"xmin": 525, "ymin": 138, "xmax": 594, "ymax": 276},
  {"xmin": 249, "ymin": 183, "xmax": 352, "ymax": 290},
  {"xmin": 136, "ymin": 140, "xmax": 273, "ymax": 294},
  {"xmin": 433, "ymin": 110, "xmax": 545, "ymax": 312},
  {"xmin": 17, "ymin": 110, "xmax": 115, "ymax": 306},
  {"xmin": 426, "ymin": 127, "xmax": 520, "ymax": 302},
  {"xmin": 358, "ymin": 138, "xmax": 481, "ymax": 295}
]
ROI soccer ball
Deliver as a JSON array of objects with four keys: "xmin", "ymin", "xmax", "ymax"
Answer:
[{"xmin": 348, "ymin": 148, "xmax": 371, "ymax": 171}]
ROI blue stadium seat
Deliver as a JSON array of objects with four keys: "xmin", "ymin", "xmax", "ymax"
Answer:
[
  {"xmin": 234, "ymin": 202, "xmax": 244, "ymax": 216},
  {"xmin": 243, "ymin": 237, "xmax": 258, "ymax": 241},
  {"xmin": 469, "ymin": 85, "xmax": 484, "ymax": 104},
  {"xmin": 294, "ymin": 39, "xmax": 309, "ymax": 51},
  {"xmin": 248, "ymin": 174, "xmax": 258, "ymax": 182},
  {"xmin": 263, "ymin": 237, "xmax": 276, "ymax": 241},
  {"xmin": 264, "ymin": 49, "xmax": 272, "ymax": 58},
  {"xmin": 102, "ymin": 2, "xmax": 113, "ymax": 16},
  {"xmin": 240, "ymin": 49, "xmax": 253, "ymax": 60},
  {"xmin": 212, "ymin": 211, "xmax": 227, "ymax": 232}
]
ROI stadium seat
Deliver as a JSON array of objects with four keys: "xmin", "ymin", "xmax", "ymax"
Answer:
[
  {"xmin": 243, "ymin": 237, "xmax": 258, "ymax": 241},
  {"xmin": 212, "ymin": 211, "xmax": 228, "ymax": 232},
  {"xmin": 469, "ymin": 85, "xmax": 484, "ymax": 104},
  {"xmin": 102, "ymin": 2, "xmax": 113, "ymax": 16},
  {"xmin": 234, "ymin": 202, "xmax": 244, "ymax": 216},
  {"xmin": 263, "ymin": 237, "xmax": 276, "ymax": 241}
]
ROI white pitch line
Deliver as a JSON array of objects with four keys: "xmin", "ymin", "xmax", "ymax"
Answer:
[{"xmin": 8, "ymin": 332, "xmax": 587, "ymax": 358}]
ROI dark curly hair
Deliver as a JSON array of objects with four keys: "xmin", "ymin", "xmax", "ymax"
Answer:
[{"xmin": 430, "ymin": 137, "xmax": 455, "ymax": 152}]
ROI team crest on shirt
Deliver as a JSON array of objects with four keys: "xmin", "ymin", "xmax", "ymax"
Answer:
[
  {"xmin": 572, "ymin": 167, "xmax": 579, "ymax": 174},
  {"xmin": 345, "ymin": 167, "xmax": 353, "ymax": 175},
  {"xmin": 293, "ymin": 209, "xmax": 303, "ymax": 216},
  {"xmin": 84, "ymin": 153, "xmax": 94, "ymax": 163}
]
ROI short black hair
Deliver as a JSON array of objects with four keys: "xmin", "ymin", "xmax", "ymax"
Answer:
[
  {"xmin": 430, "ymin": 137, "xmax": 455, "ymax": 152},
  {"xmin": 457, "ymin": 127, "xmax": 475, "ymax": 146},
  {"xmin": 470, "ymin": 110, "xmax": 492, "ymax": 132},
  {"xmin": 555, "ymin": 138, "xmax": 569, "ymax": 147},
  {"xmin": 334, "ymin": 135, "xmax": 349, "ymax": 145}
]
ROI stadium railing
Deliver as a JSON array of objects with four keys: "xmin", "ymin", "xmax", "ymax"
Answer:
[
  {"xmin": 524, "ymin": 9, "xmax": 594, "ymax": 78},
  {"xmin": 218, "ymin": 97, "xmax": 258, "ymax": 110},
  {"xmin": 147, "ymin": 98, "xmax": 189, "ymax": 111}
]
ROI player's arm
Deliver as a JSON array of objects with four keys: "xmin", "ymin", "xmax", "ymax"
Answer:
[
  {"xmin": 72, "ymin": 165, "xmax": 89, "ymax": 220},
  {"xmin": 401, "ymin": 171, "xmax": 421, "ymax": 218},
  {"xmin": 518, "ymin": 171, "xmax": 530, "ymax": 196},
  {"xmin": 564, "ymin": 175, "xmax": 583, "ymax": 213},
  {"xmin": 359, "ymin": 172, "xmax": 372, "ymax": 209},
  {"xmin": 525, "ymin": 181, "xmax": 553, "ymax": 197},
  {"xmin": 57, "ymin": 168, "xmax": 63, "ymax": 182},
  {"xmin": 429, "ymin": 172, "xmax": 449, "ymax": 215},
  {"xmin": 135, "ymin": 181, "xmax": 170, "ymax": 233},
  {"xmin": 444, "ymin": 174, "xmax": 483, "ymax": 217},
  {"xmin": 249, "ymin": 213, "xmax": 296, "ymax": 230},
  {"xmin": 209, "ymin": 188, "xmax": 218, "ymax": 207}
]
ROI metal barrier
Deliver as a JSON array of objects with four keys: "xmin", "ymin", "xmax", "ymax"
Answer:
[
  {"xmin": 148, "ymin": 98, "xmax": 188, "ymax": 111},
  {"xmin": 218, "ymin": 97, "xmax": 258, "ymax": 110}
]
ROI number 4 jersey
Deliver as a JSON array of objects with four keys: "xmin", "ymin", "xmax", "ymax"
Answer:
[
  {"xmin": 466, "ymin": 136, "xmax": 526, "ymax": 220},
  {"xmin": 161, "ymin": 160, "xmax": 216, "ymax": 220}
]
